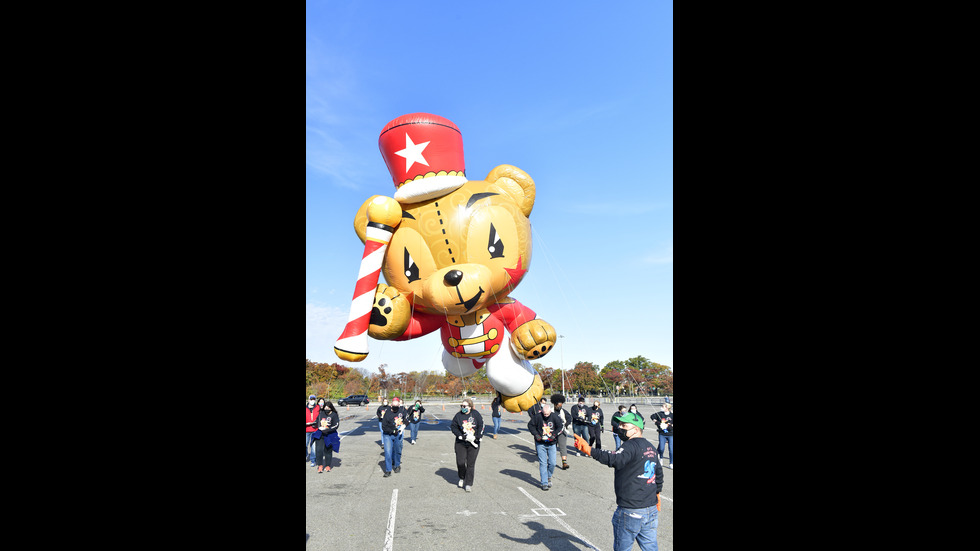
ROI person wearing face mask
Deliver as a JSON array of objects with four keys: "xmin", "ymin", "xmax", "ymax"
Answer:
[
  {"xmin": 627, "ymin": 403, "xmax": 643, "ymax": 420},
  {"xmin": 450, "ymin": 398, "xmax": 484, "ymax": 492},
  {"xmin": 650, "ymin": 402, "xmax": 672, "ymax": 469},
  {"xmin": 380, "ymin": 397, "xmax": 407, "ymax": 477},
  {"xmin": 306, "ymin": 395, "xmax": 321, "ymax": 467},
  {"xmin": 588, "ymin": 400, "xmax": 605, "ymax": 451},
  {"xmin": 611, "ymin": 405, "xmax": 628, "ymax": 450},
  {"xmin": 314, "ymin": 400, "xmax": 341, "ymax": 473},
  {"xmin": 407, "ymin": 399, "xmax": 425, "ymax": 444},
  {"xmin": 376, "ymin": 398, "xmax": 390, "ymax": 451},
  {"xmin": 528, "ymin": 400, "xmax": 564, "ymax": 490},
  {"xmin": 570, "ymin": 397, "xmax": 591, "ymax": 455},
  {"xmin": 526, "ymin": 397, "xmax": 546, "ymax": 418},
  {"xmin": 574, "ymin": 412, "xmax": 664, "ymax": 551}
]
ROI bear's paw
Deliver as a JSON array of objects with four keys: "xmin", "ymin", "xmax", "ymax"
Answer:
[
  {"xmin": 499, "ymin": 374, "xmax": 544, "ymax": 413},
  {"xmin": 367, "ymin": 284, "xmax": 411, "ymax": 340},
  {"xmin": 511, "ymin": 319, "xmax": 557, "ymax": 360}
]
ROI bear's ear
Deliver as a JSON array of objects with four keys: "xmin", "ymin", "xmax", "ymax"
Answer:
[
  {"xmin": 352, "ymin": 195, "xmax": 381, "ymax": 244},
  {"xmin": 485, "ymin": 164, "xmax": 535, "ymax": 217}
]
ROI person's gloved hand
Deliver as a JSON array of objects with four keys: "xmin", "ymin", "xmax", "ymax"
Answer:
[{"xmin": 573, "ymin": 434, "xmax": 591, "ymax": 456}]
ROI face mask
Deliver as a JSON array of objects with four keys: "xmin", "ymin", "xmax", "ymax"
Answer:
[
  {"xmin": 461, "ymin": 406, "xmax": 469, "ymax": 413},
  {"xmin": 615, "ymin": 427, "xmax": 631, "ymax": 441},
  {"xmin": 308, "ymin": 400, "xmax": 315, "ymax": 407},
  {"xmin": 593, "ymin": 404, "xmax": 599, "ymax": 410},
  {"xmin": 630, "ymin": 408, "xmax": 636, "ymax": 413},
  {"xmin": 318, "ymin": 403, "xmax": 325, "ymax": 409},
  {"xmin": 414, "ymin": 404, "xmax": 420, "ymax": 409},
  {"xmin": 383, "ymin": 401, "xmax": 388, "ymax": 406}
]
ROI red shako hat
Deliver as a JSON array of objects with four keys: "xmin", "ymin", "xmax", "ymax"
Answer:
[{"xmin": 378, "ymin": 113, "xmax": 467, "ymax": 203}]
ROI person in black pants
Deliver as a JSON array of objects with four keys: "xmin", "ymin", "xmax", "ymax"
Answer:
[
  {"xmin": 570, "ymin": 397, "xmax": 591, "ymax": 455},
  {"xmin": 588, "ymin": 400, "xmax": 605, "ymax": 451},
  {"xmin": 450, "ymin": 398, "xmax": 484, "ymax": 492},
  {"xmin": 314, "ymin": 400, "xmax": 340, "ymax": 473}
]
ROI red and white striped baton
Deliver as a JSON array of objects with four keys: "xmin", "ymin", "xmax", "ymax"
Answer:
[{"xmin": 334, "ymin": 197, "xmax": 402, "ymax": 362}]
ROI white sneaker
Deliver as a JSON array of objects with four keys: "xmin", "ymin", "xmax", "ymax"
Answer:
[
  {"xmin": 458, "ymin": 479, "xmax": 464, "ymax": 488},
  {"xmin": 464, "ymin": 485, "xmax": 472, "ymax": 492},
  {"xmin": 669, "ymin": 463, "xmax": 673, "ymax": 469}
]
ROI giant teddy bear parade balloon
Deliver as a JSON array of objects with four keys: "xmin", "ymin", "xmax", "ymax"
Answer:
[{"xmin": 334, "ymin": 113, "xmax": 556, "ymax": 413}]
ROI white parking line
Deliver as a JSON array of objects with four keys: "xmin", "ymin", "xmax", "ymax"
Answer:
[
  {"xmin": 517, "ymin": 486, "xmax": 601, "ymax": 551},
  {"xmin": 383, "ymin": 489, "xmax": 398, "ymax": 551}
]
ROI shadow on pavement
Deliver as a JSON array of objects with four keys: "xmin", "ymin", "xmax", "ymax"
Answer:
[
  {"xmin": 499, "ymin": 521, "xmax": 593, "ymax": 551},
  {"xmin": 498, "ymin": 468, "xmax": 542, "ymax": 486}
]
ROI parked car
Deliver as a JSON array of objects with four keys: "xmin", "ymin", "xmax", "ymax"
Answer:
[{"xmin": 338, "ymin": 394, "xmax": 370, "ymax": 406}]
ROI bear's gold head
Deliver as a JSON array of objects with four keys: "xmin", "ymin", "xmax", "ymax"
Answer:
[{"xmin": 354, "ymin": 165, "xmax": 535, "ymax": 316}]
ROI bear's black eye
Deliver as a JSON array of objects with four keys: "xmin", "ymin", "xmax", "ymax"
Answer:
[
  {"xmin": 404, "ymin": 248, "xmax": 420, "ymax": 283},
  {"xmin": 488, "ymin": 223, "xmax": 505, "ymax": 259}
]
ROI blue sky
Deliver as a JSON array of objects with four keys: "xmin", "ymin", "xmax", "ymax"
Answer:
[{"xmin": 306, "ymin": 0, "xmax": 672, "ymax": 376}]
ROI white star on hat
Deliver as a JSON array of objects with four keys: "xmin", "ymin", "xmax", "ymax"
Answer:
[{"xmin": 394, "ymin": 133, "xmax": 430, "ymax": 173}]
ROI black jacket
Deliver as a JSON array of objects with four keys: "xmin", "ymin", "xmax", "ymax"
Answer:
[
  {"xmin": 316, "ymin": 409, "xmax": 340, "ymax": 435},
  {"xmin": 590, "ymin": 436, "xmax": 663, "ymax": 508},
  {"xmin": 571, "ymin": 403, "xmax": 590, "ymax": 425},
  {"xmin": 589, "ymin": 406, "xmax": 605, "ymax": 431},
  {"xmin": 381, "ymin": 406, "xmax": 407, "ymax": 436},
  {"xmin": 450, "ymin": 409, "xmax": 484, "ymax": 447},
  {"xmin": 491, "ymin": 398, "xmax": 501, "ymax": 418},
  {"xmin": 407, "ymin": 405, "xmax": 425, "ymax": 424},
  {"xmin": 376, "ymin": 404, "xmax": 390, "ymax": 420},
  {"xmin": 651, "ymin": 411, "xmax": 673, "ymax": 436},
  {"xmin": 527, "ymin": 411, "xmax": 564, "ymax": 445}
]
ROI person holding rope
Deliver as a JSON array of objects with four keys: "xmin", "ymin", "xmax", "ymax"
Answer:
[{"xmin": 574, "ymin": 411, "xmax": 663, "ymax": 551}]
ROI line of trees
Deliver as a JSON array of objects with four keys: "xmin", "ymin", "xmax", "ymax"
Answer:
[{"xmin": 306, "ymin": 356, "xmax": 672, "ymax": 400}]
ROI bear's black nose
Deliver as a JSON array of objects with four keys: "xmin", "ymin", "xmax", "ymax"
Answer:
[{"xmin": 444, "ymin": 270, "xmax": 464, "ymax": 286}]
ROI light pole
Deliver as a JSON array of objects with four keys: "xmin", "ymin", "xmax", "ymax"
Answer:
[
  {"xmin": 559, "ymin": 335, "xmax": 566, "ymax": 395},
  {"xmin": 379, "ymin": 363, "xmax": 388, "ymax": 400}
]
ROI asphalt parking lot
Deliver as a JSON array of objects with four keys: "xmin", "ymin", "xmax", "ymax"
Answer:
[{"xmin": 306, "ymin": 404, "xmax": 673, "ymax": 550}]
